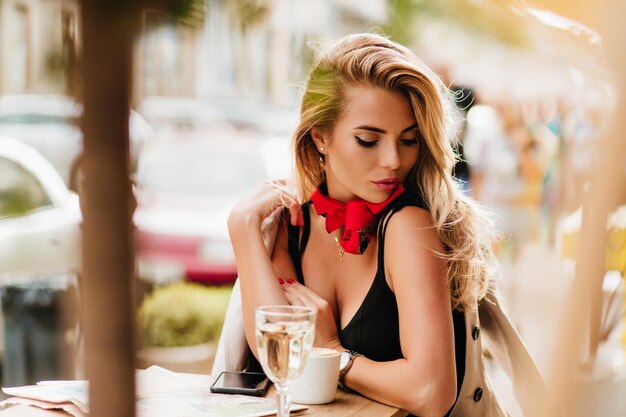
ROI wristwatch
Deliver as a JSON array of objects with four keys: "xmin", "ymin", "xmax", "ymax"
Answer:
[{"xmin": 338, "ymin": 350, "xmax": 361, "ymax": 391}]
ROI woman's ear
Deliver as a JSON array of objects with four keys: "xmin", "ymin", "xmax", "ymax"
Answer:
[{"xmin": 310, "ymin": 128, "xmax": 328, "ymax": 154}]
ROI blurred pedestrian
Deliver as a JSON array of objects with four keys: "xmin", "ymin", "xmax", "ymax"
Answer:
[{"xmin": 470, "ymin": 101, "xmax": 547, "ymax": 261}]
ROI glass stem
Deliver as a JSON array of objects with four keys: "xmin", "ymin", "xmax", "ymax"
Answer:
[{"xmin": 275, "ymin": 382, "xmax": 291, "ymax": 417}]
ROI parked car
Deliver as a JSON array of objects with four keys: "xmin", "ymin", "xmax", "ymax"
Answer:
[
  {"xmin": 0, "ymin": 135, "xmax": 81, "ymax": 281},
  {"xmin": 206, "ymin": 97, "xmax": 299, "ymax": 138},
  {"xmin": 134, "ymin": 136, "xmax": 271, "ymax": 285},
  {"xmin": 0, "ymin": 94, "xmax": 153, "ymax": 191},
  {"xmin": 138, "ymin": 96, "xmax": 235, "ymax": 138}
]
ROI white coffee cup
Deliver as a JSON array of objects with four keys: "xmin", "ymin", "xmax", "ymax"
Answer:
[{"xmin": 291, "ymin": 347, "xmax": 340, "ymax": 404}]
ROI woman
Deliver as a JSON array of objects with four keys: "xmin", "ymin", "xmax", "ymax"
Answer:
[{"xmin": 228, "ymin": 34, "xmax": 495, "ymax": 417}]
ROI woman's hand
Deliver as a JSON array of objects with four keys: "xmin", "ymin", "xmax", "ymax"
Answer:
[
  {"xmin": 228, "ymin": 179, "xmax": 303, "ymax": 230},
  {"xmin": 280, "ymin": 279, "xmax": 343, "ymax": 351},
  {"xmin": 229, "ymin": 180, "xmax": 304, "ymax": 359}
]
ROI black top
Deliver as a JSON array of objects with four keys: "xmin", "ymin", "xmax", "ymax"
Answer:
[{"xmin": 287, "ymin": 191, "xmax": 465, "ymax": 415}]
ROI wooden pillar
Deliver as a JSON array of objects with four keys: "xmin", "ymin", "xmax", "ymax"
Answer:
[{"xmin": 80, "ymin": 1, "xmax": 140, "ymax": 417}]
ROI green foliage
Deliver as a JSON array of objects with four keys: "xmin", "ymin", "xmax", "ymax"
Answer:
[
  {"xmin": 424, "ymin": 0, "xmax": 529, "ymax": 47},
  {"xmin": 383, "ymin": 0, "xmax": 423, "ymax": 45},
  {"xmin": 143, "ymin": 0, "xmax": 207, "ymax": 29},
  {"xmin": 385, "ymin": 0, "xmax": 530, "ymax": 48},
  {"xmin": 225, "ymin": 0, "xmax": 273, "ymax": 33},
  {"xmin": 138, "ymin": 281, "xmax": 232, "ymax": 347},
  {"xmin": 164, "ymin": 0, "xmax": 207, "ymax": 28}
]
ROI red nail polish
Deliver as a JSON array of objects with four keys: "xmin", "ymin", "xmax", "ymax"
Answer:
[
  {"xmin": 287, "ymin": 279, "xmax": 295, "ymax": 284},
  {"xmin": 278, "ymin": 278, "xmax": 285, "ymax": 285}
]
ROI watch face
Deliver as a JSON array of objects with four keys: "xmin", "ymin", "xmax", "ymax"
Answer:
[{"xmin": 339, "ymin": 352, "xmax": 350, "ymax": 370}]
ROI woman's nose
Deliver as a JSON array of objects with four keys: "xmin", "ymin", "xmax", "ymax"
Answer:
[{"xmin": 379, "ymin": 142, "xmax": 401, "ymax": 170}]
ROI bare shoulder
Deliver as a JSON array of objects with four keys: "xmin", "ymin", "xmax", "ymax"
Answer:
[
  {"xmin": 384, "ymin": 205, "xmax": 442, "ymax": 251},
  {"xmin": 382, "ymin": 206, "xmax": 446, "ymax": 292}
]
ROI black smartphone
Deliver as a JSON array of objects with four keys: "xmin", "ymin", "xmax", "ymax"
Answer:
[{"xmin": 210, "ymin": 371, "xmax": 271, "ymax": 396}]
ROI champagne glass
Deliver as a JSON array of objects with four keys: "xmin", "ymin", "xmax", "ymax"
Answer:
[{"xmin": 255, "ymin": 305, "xmax": 316, "ymax": 417}]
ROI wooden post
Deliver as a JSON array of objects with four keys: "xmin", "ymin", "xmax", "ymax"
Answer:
[{"xmin": 80, "ymin": 1, "xmax": 140, "ymax": 417}]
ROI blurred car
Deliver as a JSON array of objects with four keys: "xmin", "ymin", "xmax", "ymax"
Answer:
[
  {"xmin": 134, "ymin": 137, "xmax": 270, "ymax": 285},
  {"xmin": 207, "ymin": 97, "xmax": 299, "ymax": 138},
  {"xmin": 0, "ymin": 94, "xmax": 153, "ymax": 191},
  {"xmin": 138, "ymin": 96, "xmax": 235, "ymax": 138},
  {"xmin": 0, "ymin": 135, "xmax": 81, "ymax": 281}
]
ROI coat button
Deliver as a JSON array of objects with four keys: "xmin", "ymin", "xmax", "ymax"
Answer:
[
  {"xmin": 472, "ymin": 326, "xmax": 480, "ymax": 340},
  {"xmin": 473, "ymin": 387, "xmax": 483, "ymax": 402}
]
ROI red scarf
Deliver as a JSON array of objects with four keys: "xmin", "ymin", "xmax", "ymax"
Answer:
[{"xmin": 310, "ymin": 184, "xmax": 404, "ymax": 255}]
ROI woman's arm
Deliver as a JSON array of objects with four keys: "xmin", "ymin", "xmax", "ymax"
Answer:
[
  {"xmin": 282, "ymin": 206, "xmax": 457, "ymax": 417},
  {"xmin": 348, "ymin": 206, "xmax": 457, "ymax": 416},
  {"xmin": 227, "ymin": 180, "xmax": 302, "ymax": 358}
]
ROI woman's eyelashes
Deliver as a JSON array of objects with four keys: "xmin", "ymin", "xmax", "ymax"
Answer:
[
  {"xmin": 354, "ymin": 136, "xmax": 418, "ymax": 148},
  {"xmin": 355, "ymin": 136, "xmax": 376, "ymax": 148}
]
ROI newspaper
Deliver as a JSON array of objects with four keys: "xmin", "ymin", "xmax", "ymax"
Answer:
[
  {"xmin": 2, "ymin": 380, "xmax": 88, "ymax": 416},
  {"xmin": 0, "ymin": 366, "xmax": 307, "ymax": 417},
  {"xmin": 0, "ymin": 396, "xmax": 86, "ymax": 417}
]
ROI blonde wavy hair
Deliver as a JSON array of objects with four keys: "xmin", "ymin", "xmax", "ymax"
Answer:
[{"xmin": 292, "ymin": 33, "xmax": 495, "ymax": 311}]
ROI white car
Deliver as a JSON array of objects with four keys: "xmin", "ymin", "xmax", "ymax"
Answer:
[
  {"xmin": 0, "ymin": 94, "xmax": 153, "ymax": 190},
  {"xmin": 0, "ymin": 136, "xmax": 81, "ymax": 282}
]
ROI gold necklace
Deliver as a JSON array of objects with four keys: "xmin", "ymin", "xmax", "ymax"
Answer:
[{"xmin": 334, "ymin": 235, "xmax": 345, "ymax": 263}]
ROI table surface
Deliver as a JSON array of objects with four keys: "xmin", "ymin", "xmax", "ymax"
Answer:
[
  {"xmin": 0, "ymin": 369, "xmax": 407, "ymax": 417},
  {"xmin": 0, "ymin": 389, "xmax": 408, "ymax": 417},
  {"xmin": 294, "ymin": 388, "xmax": 409, "ymax": 417}
]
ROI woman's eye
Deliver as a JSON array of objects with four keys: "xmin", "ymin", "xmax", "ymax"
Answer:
[
  {"xmin": 400, "ymin": 138, "xmax": 418, "ymax": 147},
  {"xmin": 355, "ymin": 136, "xmax": 377, "ymax": 148}
]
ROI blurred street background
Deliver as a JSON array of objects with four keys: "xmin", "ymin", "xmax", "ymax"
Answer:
[{"xmin": 0, "ymin": 1, "xmax": 624, "ymax": 416}]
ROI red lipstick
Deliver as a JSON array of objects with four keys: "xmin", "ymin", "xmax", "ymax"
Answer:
[{"xmin": 372, "ymin": 178, "xmax": 400, "ymax": 190}]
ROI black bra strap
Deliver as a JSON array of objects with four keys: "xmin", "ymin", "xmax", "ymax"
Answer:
[
  {"xmin": 300, "ymin": 204, "xmax": 311, "ymax": 256},
  {"xmin": 377, "ymin": 192, "xmax": 428, "ymax": 267},
  {"xmin": 287, "ymin": 204, "xmax": 311, "ymax": 284}
]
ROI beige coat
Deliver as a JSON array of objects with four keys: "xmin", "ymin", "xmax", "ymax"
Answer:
[{"xmin": 212, "ymin": 209, "xmax": 550, "ymax": 417}]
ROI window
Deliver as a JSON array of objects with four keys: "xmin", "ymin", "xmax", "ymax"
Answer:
[{"xmin": 0, "ymin": 157, "xmax": 52, "ymax": 218}]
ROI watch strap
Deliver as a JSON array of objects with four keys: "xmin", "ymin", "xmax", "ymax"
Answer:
[{"xmin": 338, "ymin": 350, "xmax": 362, "ymax": 392}]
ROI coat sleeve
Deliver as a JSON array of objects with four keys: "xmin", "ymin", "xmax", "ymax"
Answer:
[{"xmin": 479, "ymin": 293, "xmax": 553, "ymax": 417}]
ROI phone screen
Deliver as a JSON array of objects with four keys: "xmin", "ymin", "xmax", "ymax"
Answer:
[{"xmin": 210, "ymin": 372, "xmax": 270, "ymax": 396}]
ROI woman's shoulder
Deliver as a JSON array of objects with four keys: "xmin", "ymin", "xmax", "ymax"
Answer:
[
  {"xmin": 381, "ymin": 193, "xmax": 445, "ymax": 290},
  {"xmin": 382, "ymin": 192, "xmax": 440, "ymax": 248},
  {"xmin": 386, "ymin": 205, "xmax": 435, "ymax": 234}
]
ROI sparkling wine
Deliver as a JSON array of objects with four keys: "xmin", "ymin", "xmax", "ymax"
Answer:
[
  {"xmin": 255, "ymin": 306, "xmax": 316, "ymax": 417},
  {"xmin": 256, "ymin": 321, "xmax": 315, "ymax": 383}
]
